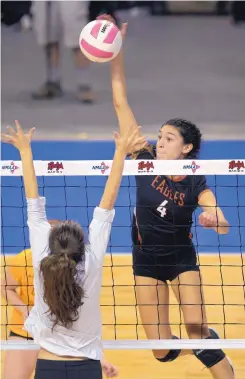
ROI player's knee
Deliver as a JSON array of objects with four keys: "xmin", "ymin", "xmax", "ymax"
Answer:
[
  {"xmin": 193, "ymin": 348, "xmax": 225, "ymax": 368},
  {"xmin": 185, "ymin": 323, "xmax": 210, "ymax": 339},
  {"xmin": 154, "ymin": 336, "xmax": 181, "ymax": 363},
  {"xmin": 193, "ymin": 329, "xmax": 226, "ymax": 368}
]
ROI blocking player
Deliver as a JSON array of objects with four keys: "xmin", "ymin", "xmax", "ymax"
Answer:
[
  {"xmin": 1, "ymin": 248, "xmax": 38, "ymax": 379},
  {"xmin": 1, "ymin": 120, "xmax": 146, "ymax": 379}
]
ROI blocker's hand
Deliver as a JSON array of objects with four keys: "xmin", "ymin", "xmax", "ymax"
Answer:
[
  {"xmin": 97, "ymin": 13, "xmax": 128, "ymax": 39},
  {"xmin": 1, "ymin": 120, "xmax": 35, "ymax": 152},
  {"xmin": 114, "ymin": 126, "xmax": 147, "ymax": 155}
]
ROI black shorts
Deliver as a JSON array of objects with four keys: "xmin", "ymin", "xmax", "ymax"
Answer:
[
  {"xmin": 34, "ymin": 359, "xmax": 102, "ymax": 379},
  {"xmin": 133, "ymin": 245, "xmax": 199, "ymax": 283},
  {"xmin": 9, "ymin": 330, "xmax": 34, "ymax": 340}
]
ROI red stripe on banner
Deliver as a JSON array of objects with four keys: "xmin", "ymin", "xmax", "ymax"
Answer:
[
  {"xmin": 103, "ymin": 26, "xmax": 119, "ymax": 44},
  {"xmin": 90, "ymin": 21, "xmax": 102, "ymax": 39},
  {"xmin": 80, "ymin": 39, "xmax": 113, "ymax": 58}
]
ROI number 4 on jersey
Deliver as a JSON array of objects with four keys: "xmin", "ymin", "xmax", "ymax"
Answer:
[{"xmin": 157, "ymin": 200, "xmax": 168, "ymax": 217}]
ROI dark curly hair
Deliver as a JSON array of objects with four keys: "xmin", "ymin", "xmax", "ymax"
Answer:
[{"xmin": 164, "ymin": 118, "xmax": 202, "ymax": 158}]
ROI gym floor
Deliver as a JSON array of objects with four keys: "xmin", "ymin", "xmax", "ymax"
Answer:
[{"xmin": 1, "ymin": 254, "xmax": 245, "ymax": 379}]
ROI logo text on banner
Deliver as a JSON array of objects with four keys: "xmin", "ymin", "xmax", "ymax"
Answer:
[
  {"xmin": 1, "ymin": 161, "xmax": 19, "ymax": 174},
  {"xmin": 47, "ymin": 162, "xmax": 64, "ymax": 174},
  {"xmin": 229, "ymin": 160, "xmax": 245, "ymax": 172},
  {"xmin": 183, "ymin": 161, "xmax": 200, "ymax": 173},
  {"xmin": 92, "ymin": 161, "xmax": 109, "ymax": 174},
  {"xmin": 138, "ymin": 161, "xmax": 154, "ymax": 173}
]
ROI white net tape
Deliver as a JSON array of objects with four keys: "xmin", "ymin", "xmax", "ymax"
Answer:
[
  {"xmin": 1, "ymin": 339, "xmax": 245, "ymax": 351},
  {"xmin": 1, "ymin": 159, "xmax": 245, "ymax": 176}
]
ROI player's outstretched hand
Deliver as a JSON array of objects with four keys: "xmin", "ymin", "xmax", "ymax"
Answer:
[
  {"xmin": 101, "ymin": 360, "xmax": 118, "ymax": 377},
  {"xmin": 114, "ymin": 126, "xmax": 147, "ymax": 155},
  {"xmin": 97, "ymin": 13, "xmax": 128, "ymax": 39},
  {"xmin": 1, "ymin": 120, "xmax": 35, "ymax": 152},
  {"xmin": 199, "ymin": 212, "xmax": 218, "ymax": 229}
]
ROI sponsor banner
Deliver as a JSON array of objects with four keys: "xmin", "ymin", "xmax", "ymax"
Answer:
[{"xmin": 0, "ymin": 160, "xmax": 245, "ymax": 176}]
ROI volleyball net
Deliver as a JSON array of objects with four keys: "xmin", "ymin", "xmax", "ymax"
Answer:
[{"xmin": 1, "ymin": 159, "xmax": 245, "ymax": 351}]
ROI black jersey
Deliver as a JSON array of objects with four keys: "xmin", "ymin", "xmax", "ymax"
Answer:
[{"xmin": 132, "ymin": 147, "xmax": 209, "ymax": 253}]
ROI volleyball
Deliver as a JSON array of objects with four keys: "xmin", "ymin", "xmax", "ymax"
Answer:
[{"xmin": 79, "ymin": 20, "xmax": 123, "ymax": 63}]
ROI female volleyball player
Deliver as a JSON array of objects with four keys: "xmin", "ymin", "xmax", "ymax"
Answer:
[
  {"xmin": 1, "ymin": 248, "xmax": 37, "ymax": 379},
  {"xmin": 1, "ymin": 221, "xmax": 58, "ymax": 379},
  {"xmin": 1, "ymin": 120, "xmax": 146, "ymax": 379},
  {"xmin": 100, "ymin": 13, "xmax": 235, "ymax": 379}
]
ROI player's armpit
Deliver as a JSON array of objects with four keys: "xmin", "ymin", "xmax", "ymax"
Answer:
[{"xmin": 198, "ymin": 190, "xmax": 229, "ymax": 234}]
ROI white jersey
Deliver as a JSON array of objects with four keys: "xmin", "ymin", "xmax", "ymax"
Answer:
[{"xmin": 24, "ymin": 197, "xmax": 115, "ymax": 360}]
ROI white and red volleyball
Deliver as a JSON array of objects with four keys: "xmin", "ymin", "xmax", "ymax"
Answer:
[{"xmin": 79, "ymin": 20, "xmax": 122, "ymax": 63}]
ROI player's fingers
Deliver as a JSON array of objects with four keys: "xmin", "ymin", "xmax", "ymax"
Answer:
[
  {"xmin": 201, "ymin": 214, "xmax": 215, "ymax": 226},
  {"xmin": 129, "ymin": 125, "xmax": 141, "ymax": 138},
  {"xmin": 206, "ymin": 214, "xmax": 214, "ymax": 223},
  {"xmin": 134, "ymin": 135, "xmax": 147, "ymax": 146},
  {"xmin": 112, "ymin": 367, "xmax": 118, "ymax": 376},
  {"xmin": 107, "ymin": 368, "xmax": 114, "ymax": 378},
  {"xmin": 28, "ymin": 127, "xmax": 35, "ymax": 140},
  {"xmin": 204, "ymin": 218, "xmax": 211, "ymax": 225},
  {"xmin": 137, "ymin": 135, "xmax": 147, "ymax": 142},
  {"xmin": 98, "ymin": 14, "xmax": 115, "ymax": 24},
  {"xmin": 96, "ymin": 13, "xmax": 107, "ymax": 20},
  {"xmin": 134, "ymin": 140, "xmax": 147, "ymax": 150},
  {"xmin": 15, "ymin": 120, "xmax": 23, "ymax": 133},
  {"xmin": 121, "ymin": 22, "xmax": 128, "ymax": 36},
  {"xmin": 199, "ymin": 214, "xmax": 205, "ymax": 225},
  {"xmin": 6, "ymin": 126, "xmax": 16, "ymax": 136},
  {"xmin": 105, "ymin": 14, "xmax": 116, "ymax": 24},
  {"xmin": 105, "ymin": 368, "xmax": 111, "ymax": 377},
  {"xmin": 1, "ymin": 133, "xmax": 14, "ymax": 143},
  {"xmin": 201, "ymin": 214, "xmax": 208, "ymax": 222}
]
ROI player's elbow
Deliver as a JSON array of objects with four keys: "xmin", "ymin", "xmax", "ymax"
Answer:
[{"xmin": 99, "ymin": 200, "xmax": 114, "ymax": 211}]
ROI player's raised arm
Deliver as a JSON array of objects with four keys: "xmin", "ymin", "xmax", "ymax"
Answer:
[
  {"xmin": 111, "ymin": 50, "xmax": 140, "ymax": 138},
  {"xmin": 1, "ymin": 121, "xmax": 50, "ymax": 266},
  {"xmin": 99, "ymin": 127, "xmax": 146, "ymax": 210},
  {"xmin": 88, "ymin": 127, "xmax": 146, "ymax": 262},
  {"xmin": 98, "ymin": 15, "xmax": 140, "ymax": 141}
]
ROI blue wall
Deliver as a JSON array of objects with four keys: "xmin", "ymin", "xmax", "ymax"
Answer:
[{"xmin": 1, "ymin": 140, "xmax": 245, "ymax": 255}]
